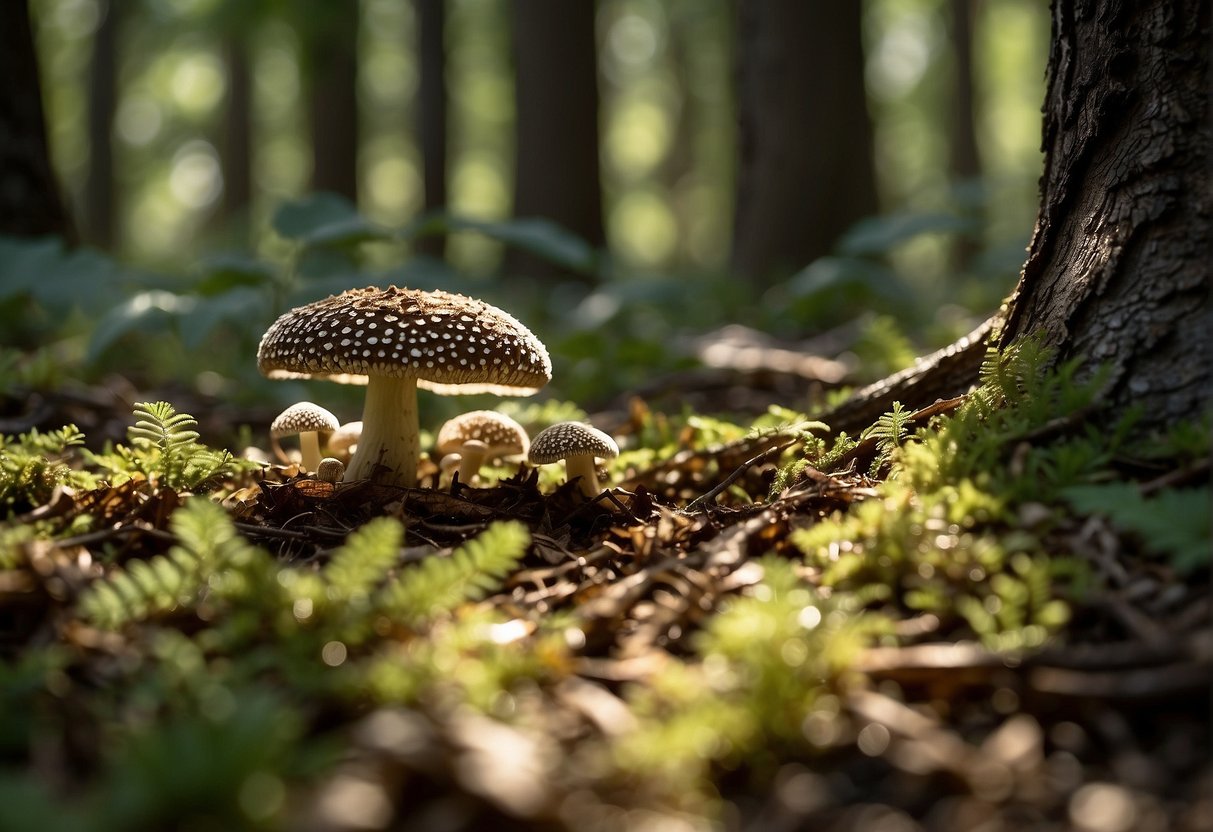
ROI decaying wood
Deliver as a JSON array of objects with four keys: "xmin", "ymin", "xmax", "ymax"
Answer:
[{"xmin": 820, "ymin": 317, "xmax": 994, "ymax": 437}]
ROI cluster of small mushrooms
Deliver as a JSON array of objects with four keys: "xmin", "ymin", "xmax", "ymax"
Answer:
[{"xmin": 257, "ymin": 286, "xmax": 620, "ymax": 496}]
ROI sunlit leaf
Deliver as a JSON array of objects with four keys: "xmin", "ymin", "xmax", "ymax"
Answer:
[
  {"xmin": 178, "ymin": 288, "xmax": 267, "ymax": 347},
  {"xmin": 272, "ymin": 193, "xmax": 391, "ymax": 248},
  {"xmin": 88, "ymin": 291, "xmax": 196, "ymax": 362},
  {"xmin": 403, "ymin": 213, "xmax": 598, "ymax": 274}
]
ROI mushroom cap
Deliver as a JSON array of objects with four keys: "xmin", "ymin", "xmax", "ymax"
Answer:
[
  {"xmin": 327, "ymin": 420, "xmax": 363, "ymax": 455},
  {"xmin": 271, "ymin": 401, "xmax": 340, "ymax": 437},
  {"xmin": 256, "ymin": 286, "xmax": 551, "ymax": 396},
  {"xmin": 316, "ymin": 457, "xmax": 345, "ymax": 483},
  {"xmin": 528, "ymin": 422, "xmax": 619, "ymax": 464},
  {"xmin": 435, "ymin": 410, "xmax": 530, "ymax": 457}
]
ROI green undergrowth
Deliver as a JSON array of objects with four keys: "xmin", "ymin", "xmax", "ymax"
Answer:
[{"xmin": 0, "ymin": 339, "xmax": 1207, "ymax": 828}]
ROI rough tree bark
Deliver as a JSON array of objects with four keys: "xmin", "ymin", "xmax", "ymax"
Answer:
[
  {"xmin": 0, "ymin": 0, "xmax": 74, "ymax": 240},
  {"xmin": 828, "ymin": 0, "xmax": 1209, "ymax": 436},
  {"xmin": 997, "ymin": 0, "xmax": 1209, "ymax": 428},
  {"xmin": 508, "ymin": 0, "xmax": 605, "ymax": 284},
  {"xmin": 732, "ymin": 0, "xmax": 879, "ymax": 290},
  {"xmin": 414, "ymin": 0, "xmax": 448, "ymax": 259}
]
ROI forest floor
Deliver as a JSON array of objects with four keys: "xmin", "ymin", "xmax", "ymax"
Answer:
[{"xmin": 1, "ymin": 358, "xmax": 1209, "ymax": 832}]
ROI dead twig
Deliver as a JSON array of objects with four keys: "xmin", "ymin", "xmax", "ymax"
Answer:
[{"xmin": 684, "ymin": 440, "xmax": 796, "ymax": 513}]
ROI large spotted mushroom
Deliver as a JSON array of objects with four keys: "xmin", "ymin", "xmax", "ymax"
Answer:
[{"xmin": 257, "ymin": 286, "xmax": 550, "ymax": 487}]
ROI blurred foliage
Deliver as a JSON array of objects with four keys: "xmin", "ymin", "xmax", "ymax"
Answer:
[
  {"xmin": 30, "ymin": 0, "xmax": 1045, "ymax": 274},
  {"xmin": 1063, "ymin": 483, "xmax": 1210, "ymax": 576},
  {"xmin": 0, "ymin": 425, "xmax": 91, "ymax": 513},
  {"xmin": 16, "ymin": 0, "xmax": 1048, "ymax": 421},
  {"xmin": 0, "ymin": 345, "xmax": 1207, "ymax": 827},
  {"xmin": 0, "ymin": 179, "xmax": 1024, "ymax": 426}
]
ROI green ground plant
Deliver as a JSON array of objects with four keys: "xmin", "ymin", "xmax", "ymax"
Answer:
[{"xmin": 0, "ymin": 339, "xmax": 1205, "ymax": 829}]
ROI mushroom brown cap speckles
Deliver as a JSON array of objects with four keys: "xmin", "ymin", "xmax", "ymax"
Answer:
[
  {"xmin": 528, "ymin": 422, "xmax": 619, "ymax": 465},
  {"xmin": 256, "ymin": 286, "xmax": 551, "ymax": 394},
  {"xmin": 270, "ymin": 401, "xmax": 341, "ymax": 437},
  {"xmin": 436, "ymin": 411, "xmax": 530, "ymax": 457}
]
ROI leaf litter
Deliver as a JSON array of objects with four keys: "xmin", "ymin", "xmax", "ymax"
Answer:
[{"xmin": 0, "ymin": 379, "xmax": 1209, "ymax": 832}]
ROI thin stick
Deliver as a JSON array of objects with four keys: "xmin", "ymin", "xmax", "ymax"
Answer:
[{"xmin": 683, "ymin": 440, "xmax": 797, "ymax": 513}]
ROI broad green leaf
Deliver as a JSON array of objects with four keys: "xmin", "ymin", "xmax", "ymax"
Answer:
[
  {"xmin": 0, "ymin": 235, "xmax": 127, "ymax": 311},
  {"xmin": 88, "ymin": 291, "xmax": 196, "ymax": 362},
  {"xmin": 838, "ymin": 212, "xmax": 978, "ymax": 256},
  {"xmin": 179, "ymin": 288, "xmax": 268, "ymax": 348},
  {"xmin": 403, "ymin": 213, "xmax": 598, "ymax": 274},
  {"xmin": 192, "ymin": 254, "xmax": 277, "ymax": 296},
  {"xmin": 1063, "ymin": 483, "xmax": 1211, "ymax": 575},
  {"xmin": 785, "ymin": 256, "xmax": 912, "ymax": 305},
  {"xmin": 272, "ymin": 193, "xmax": 390, "ymax": 248}
]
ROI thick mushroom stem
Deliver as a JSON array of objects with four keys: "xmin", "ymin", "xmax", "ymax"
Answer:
[
  {"xmin": 564, "ymin": 454, "xmax": 601, "ymax": 497},
  {"xmin": 344, "ymin": 375, "xmax": 420, "ymax": 486},
  {"xmin": 299, "ymin": 432, "xmax": 323, "ymax": 472}
]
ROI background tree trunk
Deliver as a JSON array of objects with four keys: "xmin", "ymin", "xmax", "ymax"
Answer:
[
  {"xmin": 731, "ymin": 0, "xmax": 878, "ymax": 290},
  {"xmin": 0, "ymin": 0, "xmax": 74, "ymax": 240},
  {"xmin": 998, "ymin": 0, "xmax": 1209, "ymax": 429},
  {"xmin": 307, "ymin": 6, "xmax": 359, "ymax": 202},
  {"xmin": 415, "ymin": 0, "xmax": 448, "ymax": 259},
  {"xmin": 220, "ymin": 34, "xmax": 253, "ymax": 236},
  {"xmin": 948, "ymin": 0, "xmax": 982, "ymax": 270},
  {"xmin": 508, "ymin": 0, "xmax": 605, "ymax": 284},
  {"xmin": 84, "ymin": 0, "xmax": 118, "ymax": 250}
]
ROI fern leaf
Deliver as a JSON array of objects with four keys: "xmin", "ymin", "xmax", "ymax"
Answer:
[
  {"xmin": 129, "ymin": 401, "xmax": 201, "ymax": 452},
  {"xmin": 324, "ymin": 518, "xmax": 403, "ymax": 602},
  {"xmin": 382, "ymin": 521, "xmax": 529, "ymax": 626},
  {"xmin": 79, "ymin": 497, "xmax": 256, "ymax": 629}
]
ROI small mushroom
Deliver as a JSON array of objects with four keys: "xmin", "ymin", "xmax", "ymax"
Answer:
[
  {"xmin": 271, "ymin": 401, "xmax": 340, "ymax": 472},
  {"xmin": 257, "ymin": 286, "xmax": 551, "ymax": 488},
  {"xmin": 528, "ymin": 422, "xmax": 619, "ymax": 497},
  {"xmin": 316, "ymin": 457, "xmax": 346, "ymax": 484},
  {"xmin": 326, "ymin": 420, "xmax": 363, "ymax": 463},
  {"xmin": 438, "ymin": 452, "xmax": 463, "ymax": 486},
  {"xmin": 435, "ymin": 410, "xmax": 530, "ymax": 485}
]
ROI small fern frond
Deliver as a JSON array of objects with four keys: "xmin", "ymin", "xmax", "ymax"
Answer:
[
  {"xmin": 115, "ymin": 402, "xmax": 242, "ymax": 491},
  {"xmin": 863, "ymin": 402, "xmax": 913, "ymax": 473},
  {"xmin": 129, "ymin": 401, "xmax": 201, "ymax": 453},
  {"xmin": 80, "ymin": 497, "xmax": 257, "ymax": 629},
  {"xmin": 324, "ymin": 518, "xmax": 403, "ymax": 602},
  {"xmin": 382, "ymin": 521, "xmax": 529, "ymax": 626}
]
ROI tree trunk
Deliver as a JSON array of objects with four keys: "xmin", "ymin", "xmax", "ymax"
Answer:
[
  {"xmin": 221, "ymin": 34, "xmax": 253, "ymax": 229},
  {"xmin": 998, "ymin": 0, "xmax": 1209, "ymax": 429},
  {"xmin": 948, "ymin": 0, "xmax": 982, "ymax": 186},
  {"xmin": 415, "ymin": 0, "xmax": 448, "ymax": 259},
  {"xmin": 84, "ymin": 0, "xmax": 118, "ymax": 249},
  {"xmin": 0, "ymin": 0, "xmax": 74, "ymax": 240},
  {"xmin": 308, "ymin": 7, "xmax": 359, "ymax": 202},
  {"xmin": 508, "ymin": 0, "xmax": 605, "ymax": 284},
  {"xmin": 829, "ymin": 0, "xmax": 1209, "ymax": 436},
  {"xmin": 731, "ymin": 0, "xmax": 878, "ymax": 290},
  {"xmin": 948, "ymin": 0, "xmax": 982, "ymax": 269}
]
